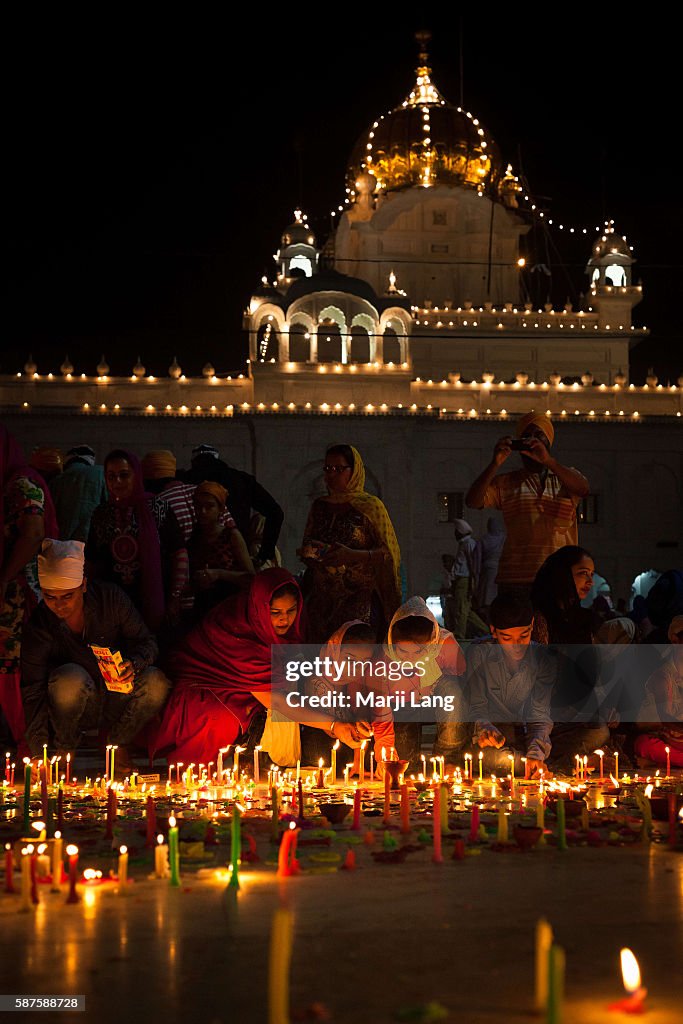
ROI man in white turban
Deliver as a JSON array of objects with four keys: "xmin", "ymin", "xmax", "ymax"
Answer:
[{"xmin": 20, "ymin": 539, "xmax": 170, "ymax": 773}]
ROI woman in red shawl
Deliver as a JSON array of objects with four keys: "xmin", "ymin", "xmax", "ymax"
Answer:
[
  {"xmin": 150, "ymin": 568, "xmax": 365, "ymax": 765},
  {"xmin": 1, "ymin": 425, "xmax": 59, "ymax": 746}
]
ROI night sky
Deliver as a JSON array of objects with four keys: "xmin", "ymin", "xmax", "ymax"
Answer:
[{"xmin": 3, "ymin": 12, "xmax": 679, "ymax": 382}]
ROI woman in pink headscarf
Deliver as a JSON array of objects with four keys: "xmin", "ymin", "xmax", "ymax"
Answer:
[
  {"xmin": 85, "ymin": 449, "xmax": 188, "ymax": 632},
  {"xmin": 1, "ymin": 425, "xmax": 59, "ymax": 745}
]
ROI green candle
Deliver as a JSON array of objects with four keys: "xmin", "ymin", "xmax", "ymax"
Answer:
[
  {"xmin": 229, "ymin": 804, "xmax": 241, "ymax": 890},
  {"xmin": 22, "ymin": 760, "xmax": 32, "ymax": 836},
  {"xmin": 556, "ymin": 798, "xmax": 567, "ymax": 852},
  {"xmin": 547, "ymin": 943, "xmax": 565, "ymax": 1023},
  {"xmin": 168, "ymin": 816, "xmax": 180, "ymax": 887}
]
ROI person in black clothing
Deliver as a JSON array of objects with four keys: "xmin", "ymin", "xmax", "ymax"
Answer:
[{"xmin": 180, "ymin": 443, "xmax": 284, "ymax": 567}]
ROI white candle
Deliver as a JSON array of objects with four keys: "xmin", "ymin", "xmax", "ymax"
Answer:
[
  {"xmin": 331, "ymin": 739, "xmax": 340, "ymax": 785},
  {"xmin": 20, "ymin": 846, "xmax": 32, "ymax": 912},
  {"xmin": 295, "ymin": 759, "xmax": 301, "ymax": 783},
  {"xmin": 253, "ymin": 746, "xmax": 262, "ymax": 785},
  {"xmin": 359, "ymin": 741, "xmax": 367, "ymax": 785},
  {"xmin": 36, "ymin": 843, "xmax": 50, "ymax": 878}
]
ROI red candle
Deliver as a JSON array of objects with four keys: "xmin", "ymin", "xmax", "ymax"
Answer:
[
  {"xmin": 400, "ymin": 783, "xmax": 410, "ymax": 834},
  {"xmin": 468, "ymin": 804, "xmax": 480, "ymax": 843},
  {"xmin": 452, "ymin": 838, "xmax": 465, "ymax": 860},
  {"xmin": 608, "ymin": 948, "xmax": 647, "ymax": 1014},
  {"xmin": 383, "ymin": 768, "xmax": 391, "ymax": 825},
  {"xmin": 341, "ymin": 847, "xmax": 356, "ymax": 870},
  {"xmin": 668, "ymin": 792, "xmax": 677, "ymax": 847},
  {"xmin": 65, "ymin": 844, "xmax": 79, "ymax": 904},
  {"xmin": 145, "ymin": 795, "xmax": 157, "ymax": 847},
  {"xmin": 432, "ymin": 785, "xmax": 443, "ymax": 864},
  {"xmin": 316, "ymin": 759, "xmax": 325, "ymax": 789},
  {"xmin": 277, "ymin": 824, "xmax": 300, "ymax": 878},
  {"xmin": 352, "ymin": 788, "xmax": 361, "ymax": 831},
  {"xmin": 4, "ymin": 843, "xmax": 16, "ymax": 893}
]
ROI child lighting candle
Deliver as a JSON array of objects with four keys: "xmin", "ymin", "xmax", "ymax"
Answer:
[
  {"xmin": 65, "ymin": 844, "xmax": 79, "ymax": 904},
  {"xmin": 168, "ymin": 817, "xmax": 180, "ymax": 887},
  {"xmin": 608, "ymin": 948, "xmax": 647, "ymax": 1013}
]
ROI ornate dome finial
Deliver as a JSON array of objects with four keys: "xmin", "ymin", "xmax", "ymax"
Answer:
[{"xmin": 415, "ymin": 29, "xmax": 432, "ymax": 66}]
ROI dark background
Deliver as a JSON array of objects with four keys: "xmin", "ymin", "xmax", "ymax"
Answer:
[{"xmin": 3, "ymin": 12, "xmax": 679, "ymax": 381}]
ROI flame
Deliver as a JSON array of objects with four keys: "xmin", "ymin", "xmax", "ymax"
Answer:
[
  {"xmin": 644, "ymin": 784, "xmax": 653, "ymax": 798},
  {"xmin": 620, "ymin": 948, "xmax": 641, "ymax": 993},
  {"xmin": 609, "ymin": 774, "xmax": 620, "ymax": 789},
  {"xmin": 593, "ymin": 748, "xmax": 604, "ymax": 757}
]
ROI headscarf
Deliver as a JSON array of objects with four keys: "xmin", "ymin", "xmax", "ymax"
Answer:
[
  {"xmin": 517, "ymin": 411, "xmax": 555, "ymax": 446},
  {"xmin": 105, "ymin": 449, "xmax": 165, "ymax": 632},
  {"xmin": 141, "ymin": 450, "xmax": 177, "ymax": 480},
  {"xmin": 318, "ymin": 619, "xmax": 373, "ymax": 688},
  {"xmin": 384, "ymin": 595, "xmax": 450, "ymax": 689},
  {"xmin": 166, "ymin": 568, "xmax": 304, "ymax": 730},
  {"xmin": 37, "ymin": 539, "xmax": 85, "ymax": 589},
  {"xmin": 594, "ymin": 616, "xmax": 636, "ymax": 645},
  {"xmin": 194, "ymin": 480, "xmax": 228, "ymax": 509},
  {"xmin": 65, "ymin": 445, "xmax": 96, "ymax": 467},
  {"xmin": 452, "ymin": 518, "xmax": 473, "ymax": 538},
  {"xmin": 316, "ymin": 445, "xmax": 401, "ymax": 616},
  {"xmin": 30, "ymin": 447, "xmax": 63, "ymax": 476},
  {"xmin": 1, "ymin": 425, "xmax": 59, "ymax": 569}
]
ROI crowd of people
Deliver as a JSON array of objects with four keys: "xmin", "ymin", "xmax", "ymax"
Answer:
[{"xmin": 1, "ymin": 417, "xmax": 682, "ymax": 780}]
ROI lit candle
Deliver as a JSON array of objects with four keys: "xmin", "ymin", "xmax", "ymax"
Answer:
[
  {"xmin": 65, "ymin": 753, "xmax": 71, "ymax": 786},
  {"xmin": 535, "ymin": 918, "xmax": 553, "ymax": 1012},
  {"xmin": 369, "ymin": 748, "xmax": 374, "ymax": 783},
  {"xmin": 39, "ymin": 762, "xmax": 48, "ymax": 819},
  {"xmin": 295, "ymin": 759, "xmax": 300, "ymax": 784},
  {"xmin": 478, "ymin": 750, "xmax": 483, "ymax": 781},
  {"xmin": 277, "ymin": 822, "xmax": 299, "ymax": 878},
  {"xmin": 253, "ymin": 745, "xmax": 262, "ymax": 785},
  {"xmin": 522, "ymin": 757, "xmax": 529, "ymax": 780},
  {"xmin": 43, "ymin": 744, "xmax": 47, "ymax": 769},
  {"xmin": 352, "ymin": 787, "xmax": 361, "ymax": 831},
  {"xmin": 233, "ymin": 745, "xmax": 245, "ymax": 777},
  {"xmin": 594, "ymin": 748, "xmax": 604, "ymax": 781},
  {"xmin": 168, "ymin": 816, "xmax": 180, "ymax": 887},
  {"xmin": 665, "ymin": 745, "xmax": 671, "ymax": 778},
  {"xmin": 20, "ymin": 847, "xmax": 32, "ymax": 912},
  {"xmin": 50, "ymin": 831, "xmax": 63, "ymax": 892},
  {"xmin": 4, "ymin": 843, "xmax": 15, "ymax": 893},
  {"xmin": 155, "ymin": 834, "xmax": 169, "ymax": 878},
  {"xmin": 117, "ymin": 845, "xmax": 129, "ymax": 894},
  {"xmin": 432, "ymin": 785, "xmax": 443, "ymax": 863},
  {"xmin": 229, "ymin": 803, "xmax": 241, "ymax": 889},
  {"xmin": 105, "ymin": 744, "xmax": 112, "ymax": 781},
  {"xmin": 547, "ymin": 944, "xmax": 565, "ymax": 1024},
  {"xmin": 358, "ymin": 740, "xmax": 366, "ymax": 785},
  {"xmin": 217, "ymin": 747, "xmax": 229, "ymax": 782},
  {"xmin": 316, "ymin": 758, "xmax": 325, "ymax": 789},
  {"xmin": 400, "ymin": 783, "xmax": 410, "ymax": 834},
  {"xmin": 421, "ymin": 753, "xmax": 427, "ymax": 778},
  {"xmin": 556, "ymin": 798, "xmax": 567, "ymax": 851},
  {"xmin": 297, "ymin": 779, "xmax": 304, "ymax": 818},
  {"xmin": 608, "ymin": 947, "xmax": 647, "ymax": 1013},
  {"xmin": 22, "ymin": 758, "xmax": 31, "ymax": 836},
  {"xmin": 331, "ymin": 739, "xmax": 340, "ymax": 784},
  {"xmin": 509, "ymin": 754, "xmax": 515, "ymax": 796},
  {"xmin": 439, "ymin": 782, "xmax": 449, "ymax": 834},
  {"xmin": 268, "ymin": 906, "xmax": 294, "ymax": 1024},
  {"xmin": 343, "ymin": 763, "xmax": 353, "ymax": 787},
  {"xmin": 536, "ymin": 798, "xmax": 545, "ymax": 835},
  {"xmin": 65, "ymin": 844, "xmax": 79, "ymax": 904},
  {"xmin": 105, "ymin": 785, "xmax": 117, "ymax": 840},
  {"xmin": 614, "ymin": 751, "xmax": 619, "ymax": 781},
  {"xmin": 29, "ymin": 848, "xmax": 39, "ymax": 905}
]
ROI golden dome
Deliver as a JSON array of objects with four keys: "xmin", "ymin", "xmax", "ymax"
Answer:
[{"xmin": 346, "ymin": 56, "xmax": 506, "ymax": 198}]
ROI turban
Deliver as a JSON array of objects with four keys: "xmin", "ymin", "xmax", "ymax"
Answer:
[
  {"xmin": 141, "ymin": 450, "xmax": 177, "ymax": 480},
  {"xmin": 65, "ymin": 444, "xmax": 96, "ymax": 467},
  {"xmin": 38, "ymin": 539, "xmax": 85, "ymax": 590},
  {"xmin": 194, "ymin": 480, "xmax": 228, "ymax": 508},
  {"xmin": 30, "ymin": 447, "xmax": 63, "ymax": 474},
  {"xmin": 516, "ymin": 411, "xmax": 555, "ymax": 446},
  {"xmin": 191, "ymin": 443, "xmax": 220, "ymax": 461}
]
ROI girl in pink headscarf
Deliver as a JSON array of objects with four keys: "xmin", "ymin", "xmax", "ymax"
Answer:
[{"xmin": 1, "ymin": 425, "xmax": 59, "ymax": 746}]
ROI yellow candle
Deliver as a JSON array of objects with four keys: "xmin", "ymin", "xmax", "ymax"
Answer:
[
  {"xmin": 535, "ymin": 918, "xmax": 554, "ymax": 1011},
  {"xmin": 20, "ymin": 846, "xmax": 32, "ymax": 912},
  {"xmin": 268, "ymin": 906, "xmax": 293, "ymax": 1024},
  {"xmin": 497, "ymin": 807, "xmax": 508, "ymax": 843},
  {"xmin": 478, "ymin": 750, "xmax": 483, "ymax": 780},
  {"xmin": 331, "ymin": 739, "xmax": 339, "ymax": 785}
]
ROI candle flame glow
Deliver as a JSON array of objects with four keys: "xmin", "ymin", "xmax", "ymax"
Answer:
[
  {"xmin": 620, "ymin": 948, "xmax": 641, "ymax": 993},
  {"xmin": 169, "ymin": 816, "xmax": 176, "ymax": 828},
  {"xmin": 66, "ymin": 845, "xmax": 78, "ymax": 856}
]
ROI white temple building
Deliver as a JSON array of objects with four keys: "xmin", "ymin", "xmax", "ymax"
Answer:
[{"xmin": 2, "ymin": 36, "xmax": 681, "ymax": 603}]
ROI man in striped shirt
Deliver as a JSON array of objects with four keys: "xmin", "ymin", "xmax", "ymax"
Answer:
[{"xmin": 465, "ymin": 412, "xmax": 589, "ymax": 592}]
